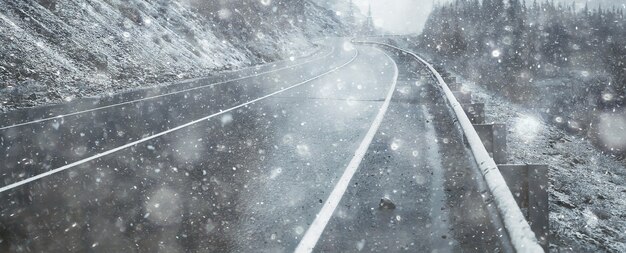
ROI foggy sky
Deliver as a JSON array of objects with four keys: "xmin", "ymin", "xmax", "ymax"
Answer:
[{"xmin": 352, "ymin": 0, "xmax": 432, "ymax": 34}]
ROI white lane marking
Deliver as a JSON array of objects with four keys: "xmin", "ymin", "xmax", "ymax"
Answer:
[
  {"xmin": 0, "ymin": 49, "xmax": 358, "ymax": 194},
  {"xmin": 294, "ymin": 48, "xmax": 399, "ymax": 253},
  {"xmin": 0, "ymin": 46, "xmax": 335, "ymax": 131}
]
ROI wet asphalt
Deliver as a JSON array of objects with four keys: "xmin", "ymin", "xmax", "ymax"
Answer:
[{"xmin": 0, "ymin": 40, "xmax": 504, "ymax": 252}]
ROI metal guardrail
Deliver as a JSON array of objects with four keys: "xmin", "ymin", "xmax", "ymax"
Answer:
[{"xmin": 353, "ymin": 41, "xmax": 545, "ymax": 253}]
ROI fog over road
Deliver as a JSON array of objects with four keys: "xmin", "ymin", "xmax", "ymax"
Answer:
[{"xmin": 0, "ymin": 39, "xmax": 504, "ymax": 252}]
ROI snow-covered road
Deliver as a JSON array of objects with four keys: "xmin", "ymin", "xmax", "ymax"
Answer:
[{"xmin": 0, "ymin": 40, "xmax": 506, "ymax": 252}]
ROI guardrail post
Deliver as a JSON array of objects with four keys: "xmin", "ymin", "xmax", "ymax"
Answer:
[
  {"xmin": 497, "ymin": 164, "xmax": 549, "ymax": 252},
  {"xmin": 434, "ymin": 66, "xmax": 448, "ymax": 76},
  {"xmin": 473, "ymin": 124, "xmax": 507, "ymax": 164},
  {"xmin": 461, "ymin": 103, "xmax": 485, "ymax": 124},
  {"xmin": 452, "ymin": 91, "xmax": 472, "ymax": 104}
]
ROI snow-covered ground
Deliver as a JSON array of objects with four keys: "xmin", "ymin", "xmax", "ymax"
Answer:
[
  {"xmin": 0, "ymin": 0, "xmax": 346, "ymax": 112},
  {"xmin": 461, "ymin": 79, "xmax": 626, "ymax": 252}
]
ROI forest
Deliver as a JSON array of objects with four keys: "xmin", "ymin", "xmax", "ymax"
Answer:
[{"xmin": 421, "ymin": 0, "xmax": 626, "ymax": 143}]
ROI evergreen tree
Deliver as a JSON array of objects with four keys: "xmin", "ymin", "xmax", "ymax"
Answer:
[{"xmin": 420, "ymin": 0, "xmax": 626, "ymax": 104}]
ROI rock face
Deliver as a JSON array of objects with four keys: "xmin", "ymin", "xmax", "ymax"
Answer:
[{"xmin": 0, "ymin": 0, "xmax": 347, "ymax": 111}]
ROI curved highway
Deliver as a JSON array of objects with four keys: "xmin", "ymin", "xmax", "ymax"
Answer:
[{"xmin": 0, "ymin": 39, "xmax": 504, "ymax": 252}]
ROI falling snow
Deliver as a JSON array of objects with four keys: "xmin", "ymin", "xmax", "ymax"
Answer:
[{"xmin": 0, "ymin": 0, "xmax": 625, "ymax": 253}]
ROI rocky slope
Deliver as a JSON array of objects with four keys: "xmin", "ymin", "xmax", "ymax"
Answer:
[
  {"xmin": 464, "ymin": 80, "xmax": 626, "ymax": 252},
  {"xmin": 0, "ymin": 0, "xmax": 346, "ymax": 112}
]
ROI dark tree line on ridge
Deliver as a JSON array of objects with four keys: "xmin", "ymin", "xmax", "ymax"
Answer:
[{"xmin": 421, "ymin": 0, "xmax": 626, "ymax": 108}]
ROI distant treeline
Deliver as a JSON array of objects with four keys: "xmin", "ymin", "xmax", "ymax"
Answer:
[{"xmin": 421, "ymin": 0, "xmax": 626, "ymax": 104}]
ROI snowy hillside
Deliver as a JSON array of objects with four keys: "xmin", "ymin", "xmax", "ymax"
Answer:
[{"xmin": 0, "ymin": 0, "xmax": 347, "ymax": 111}]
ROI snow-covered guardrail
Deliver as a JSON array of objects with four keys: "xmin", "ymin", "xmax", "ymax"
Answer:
[{"xmin": 353, "ymin": 41, "xmax": 544, "ymax": 253}]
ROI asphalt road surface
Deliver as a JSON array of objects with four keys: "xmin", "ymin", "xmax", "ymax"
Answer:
[{"xmin": 0, "ymin": 39, "xmax": 505, "ymax": 252}]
